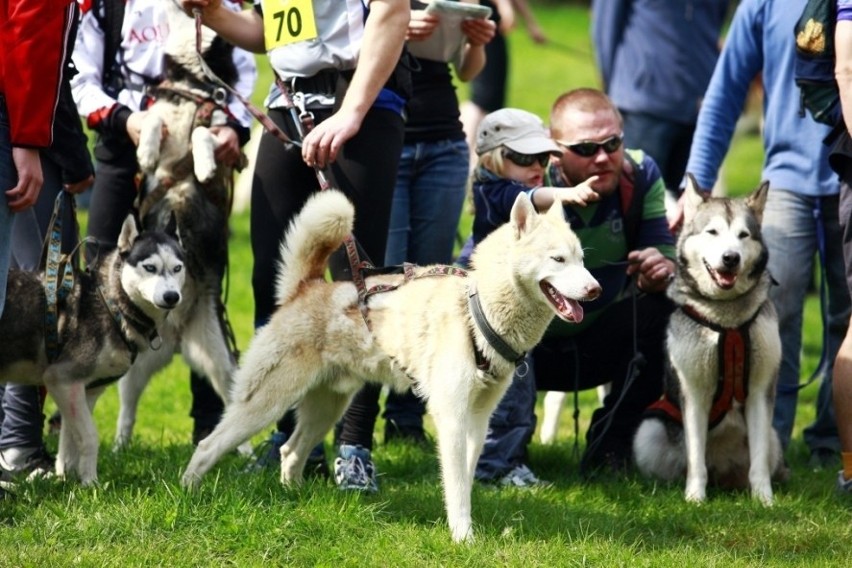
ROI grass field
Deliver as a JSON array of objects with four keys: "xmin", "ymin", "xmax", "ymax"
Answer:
[{"xmin": 3, "ymin": 3, "xmax": 850, "ymax": 566}]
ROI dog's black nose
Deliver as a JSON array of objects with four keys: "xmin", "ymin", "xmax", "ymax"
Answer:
[
  {"xmin": 163, "ymin": 291, "xmax": 181, "ymax": 307},
  {"xmin": 722, "ymin": 251, "xmax": 740, "ymax": 268}
]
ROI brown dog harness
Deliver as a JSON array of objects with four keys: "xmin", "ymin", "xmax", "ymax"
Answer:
[{"xmin": 645, "ymin": 304, "xmax": 759, "ymax": 429}]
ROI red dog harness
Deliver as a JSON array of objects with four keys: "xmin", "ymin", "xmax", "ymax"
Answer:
[{"xmin": 646, "ymin": 304, "xmax": 759, "ymax": 429}]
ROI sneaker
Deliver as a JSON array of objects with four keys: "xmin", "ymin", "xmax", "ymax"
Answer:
[
  {"xmin": 244, "ymin": 431, "xmax": 330, "ymax": 478},
  {"xmin": 334, "ymin": 444, "xmax": 378, "ymax": 492},
  {"xmin": 384, "ymin": 419, "xmax": 430, "ymax": 447},
  {"xmin": 579, "ymin": 448, "xmax": 631, "ymax": 480},
  {"xmin": 0, "ymin": 446, "xmax": 55, "ymax": 480},
  {"xmin": 808, "ymin": 447, "xmax": 840, "ymax": 470},
  {"xmin": 498, "ymin": 464, "xmax": 547, "ymax": 488},
  {"xmin": 837, "ymin": 471, "xmax": 852, "ymax": 494}
]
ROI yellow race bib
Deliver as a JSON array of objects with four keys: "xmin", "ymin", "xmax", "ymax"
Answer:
[{"xmin": 263, "ymin": 0, "xmax": 319, "ymax": 49}]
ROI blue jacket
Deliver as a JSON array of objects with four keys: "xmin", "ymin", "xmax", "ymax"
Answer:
[
  {"xmin": 592, "ymin": 0, "xmax": 728, "ymax": 125},
  {"xmin": 686, "ymin": 0, "xmax": 839, "ymax": 196}
]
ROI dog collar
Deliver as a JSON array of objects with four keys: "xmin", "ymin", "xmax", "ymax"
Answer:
[{"xmin": 467, "ymin": 284, "xmax": 527, "ymax": 369}]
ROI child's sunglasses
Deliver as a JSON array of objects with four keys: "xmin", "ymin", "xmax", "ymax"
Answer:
[
  {"xmin": 556, "ymin": 134, "xmax": 623, "ymax": 158},
  {"xmin": 502, "ymin": 148, "xmax": 552, "ymax": 167}
]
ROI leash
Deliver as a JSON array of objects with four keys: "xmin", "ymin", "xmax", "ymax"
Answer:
[
  {"xmin": 192, "ymin": 9, "xmax": 301, "ymax": 150},
  {"xmin": 578, "ymin": 265, "xmax": 646, "ymax": 467},
  {"xmin": 40, "ymin": 192, "xmax": 79, "ymax": 363}
]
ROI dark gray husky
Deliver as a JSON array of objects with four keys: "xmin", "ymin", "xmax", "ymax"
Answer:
[
  {"xmin": 0, "ymin": 215, "xmax": 185, "ymax": 485},
  {"xmin": 115, "ymin": 1, "xmax": 244, "ymax": 448}
]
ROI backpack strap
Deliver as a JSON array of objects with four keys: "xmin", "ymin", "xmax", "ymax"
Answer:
[
  {"xmin": 618, "ymin": 150, "xmax": 644, "ymax": 251},
  {"xmin": 94, "ymin": 0, "xmax": 126, "ymax": 93}
]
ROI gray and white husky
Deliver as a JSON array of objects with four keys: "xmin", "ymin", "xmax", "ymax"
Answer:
[
  {"xmin": 0, "ymin": 216, "xmax": 185, "ymax": 485},
  {"xmin": 113, "ymin": 1, "xmax": 243, "ymax": 447},
  {"xmin": 633, "ymin": 177, "xmax": 784, "ymax": 505}
]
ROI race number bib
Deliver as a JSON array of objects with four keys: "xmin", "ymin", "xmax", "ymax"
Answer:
[{"xmin": 263, "ymin": 0, "xmax": 318, "ymax": 49}]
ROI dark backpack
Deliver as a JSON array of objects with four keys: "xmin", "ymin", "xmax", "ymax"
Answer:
[{"xmin": 795, "ymin": 0, "xmax": 841, "ymax": 126}]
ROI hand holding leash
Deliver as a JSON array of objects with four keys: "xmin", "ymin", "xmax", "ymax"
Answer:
[{"xmin": 627, "ymin": 247, "xmax": 675, "ymax": 293}]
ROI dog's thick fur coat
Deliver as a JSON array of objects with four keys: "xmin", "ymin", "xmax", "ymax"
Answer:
[
  {"xmin": 114, "ymin": 2, "xmax": 241, "ymax": 447},
  {"xmin": 182, "ymin": 189, "xmax": 601, "ymax": 542},
  {"xmin": 0, "ymin": 216, "xmax": 185, "ymax": 484},
  {"xmin": 633, "ymin": 178, "xmax": 784, "ymax": 505}
]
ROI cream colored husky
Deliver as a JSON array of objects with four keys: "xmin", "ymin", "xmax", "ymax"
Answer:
[{"xmin": 181, "ymin": 189, "xmax": 600, "ymax": 542}]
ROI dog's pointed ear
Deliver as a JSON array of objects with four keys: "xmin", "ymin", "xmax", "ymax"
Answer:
[
  {"xmin": 683, "ymin": 173, "xmax": 709, "ymax": 224},
  {"xmin": 745, "ymin": 180, "xmax": 770, "ymax": 224},
  {"xmin": 117, "ymin": 214, "xmax": 141, "ymax": 255},
  {"xmin": 510, "ymin": 191, "xmax": 538, "ymax": 238},
  {"xmin": 165, "ymin": 211, "xmax": 180, "ymax": 241}
]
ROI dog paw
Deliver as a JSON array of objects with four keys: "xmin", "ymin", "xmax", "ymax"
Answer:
[
  {"xmin": 450, "ymin": 522, "xmax": 474, "ymax": 544},
  {"xmin": 684, "ymin": 486, "xmax": 706, "ymax": 503},
  {"xmin": 181, "ymin": 472, "xmax": 201, "ymax": 490},
  {"xmin": 191, "ymin": 127, "xmax": 217, "ymax": 183},
  {"xmin": 752, "ymin": 485, "xmax": 774, "ymax": 506}
]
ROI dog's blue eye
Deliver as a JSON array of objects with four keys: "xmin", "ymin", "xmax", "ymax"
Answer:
[
  {"xmin": 174, "ymin": 265, "xmax": 183, "ymax": 273},
  {"xmin": 551, "ymin": 256, "xmax": 565, "ymax": 263},
  {"xmin": 144, "ymin": 264, "xmax": 157, "ymax": 273}
]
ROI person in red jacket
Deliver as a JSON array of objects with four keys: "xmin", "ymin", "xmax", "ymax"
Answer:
[{"xmin": 0, "ymin": 0, "xmax": 77, "ymax": 498}]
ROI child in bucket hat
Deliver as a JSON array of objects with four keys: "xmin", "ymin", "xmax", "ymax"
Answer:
[{"xmin": 468, "ymin": 108, "xmax": 598, "ymax": 248}]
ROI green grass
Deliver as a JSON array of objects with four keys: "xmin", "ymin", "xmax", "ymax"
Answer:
[{"xmin": 5, "ymin": 3, "xmax": 850, "ymax": 566}]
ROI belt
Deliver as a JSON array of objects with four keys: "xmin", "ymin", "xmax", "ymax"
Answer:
[{"xmin": 290, "ymin": 69, "xmax": 340, "ymax": 95}]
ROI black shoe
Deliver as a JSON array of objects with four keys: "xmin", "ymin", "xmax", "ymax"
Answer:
[
  {"xmin": 808, "ymin": 447, "xmax": 840, "ymax": 470},
  {"xmin": 384, "ymin": 419, "xmax": 429, "ymax": 446}
]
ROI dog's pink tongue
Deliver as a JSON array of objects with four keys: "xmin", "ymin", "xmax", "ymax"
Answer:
[
  {"xmin": 716, "ymin": 270, "xmax": 737, "ymax": 290},
  {"xmin": 562, "ymin": 298, "xmax": 584, "ymax": 323},
  {"xmin": 542, "ymin": 282, "xmax": 584, "ymax": 323}
]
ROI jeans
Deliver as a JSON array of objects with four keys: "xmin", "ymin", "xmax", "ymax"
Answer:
[
  {"xmin": 383, "ymin": 138, "xmax": 469, "ymax": 266},
  {"xmin": 763, "ymin": 190, "xmax": 849, "ymax": 453},
  {"xmin": 0, "ymin": 155, "xmax": 72, "ymax": 450},
  {"xmin": 621, "ymin": 110, "xmax": 695, "ymax": 192},
  {"xmin": 475, "ymin": 355, "xmax": 537, "ymax": 481},
  {"xmin": 0, "ymin": 95, "xmax": 14, "ymax": 318},
  {"xmin": 382, "ymin": 138, "xmax": 470, "ymax": 431}
]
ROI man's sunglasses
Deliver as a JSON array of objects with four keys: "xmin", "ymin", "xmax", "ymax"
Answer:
[
  {"xmin": 502, "ymin": 148, "xmax": 551, "ymax": 167},
  {"xmin": 556, "ymin": 134, "xmax": 623, "ymax": 158}
]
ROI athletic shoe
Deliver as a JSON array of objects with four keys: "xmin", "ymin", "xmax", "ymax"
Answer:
[
  {"xmin": 0, "ymin": 445, "xmax": 55, "ymax": 481},
  {"xmin": 334, "ymin": 444, "xmax": 378, "ymax": 492},
  {"xmin": 837, "ymin": 471, "xmax": 852, "ymax": 495},
  {"xmin": 498, "ymin": 464, "xmax": 548, "ymax": 488},
  {"xmin": 244, "ymin": 431, "xmax": 329, "ymax": 478}
]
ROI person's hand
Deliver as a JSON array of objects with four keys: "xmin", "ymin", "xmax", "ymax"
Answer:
[
  {"xmin": 553, "ymin": 175, "xmax": 600, "ymax": 207},
  {"xmin": 301, "ymin": 110, "xmax": 363, "ymax": 169},
  {"xmin": 407, "ymin": 10, "xmax": 439, "ymax": 42},
  {"xmin": 668, "ymin": 192, "xmax": 686, "ymax": 233},
  {"xmin": 627, "ymin": 247, "xmax": 675, "ymax": 293},
  {"xmin": 181, "ymin": 0, "xmax": 221, "ymax": 18},
  {"xmin": 210, "ymin": 125, "xmax": 241, "ymax": 166},
  {"xmin": 64, "ymin": 174, "xmax": 95, "ymax": 195},
  {"xmin": 461, "ymin": 17, "xmax": 496, "ymax": 47},
  {"xmin": 6, "ymin": 147, "xmax": 43, "ymax": 212}
]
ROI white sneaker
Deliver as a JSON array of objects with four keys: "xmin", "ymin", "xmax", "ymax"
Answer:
[{"xmin": 498, "ymin": 464, "xmax": 548, "ymax": 488}]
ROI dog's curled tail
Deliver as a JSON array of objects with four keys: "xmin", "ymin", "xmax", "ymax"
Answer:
[{"xmin": 275, "ymin": 189, "xmax": 355, "ymax": 305}]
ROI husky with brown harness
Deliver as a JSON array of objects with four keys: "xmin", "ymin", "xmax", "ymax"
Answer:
[{"xmin": 633, "ymin": 178, "xmax": 786, "ymax": 505}]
